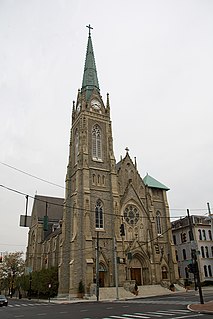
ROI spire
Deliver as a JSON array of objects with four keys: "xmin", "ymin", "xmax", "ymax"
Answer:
[{"xmin": 81, "ymin": 25, "xmax": 100, "ymax": 100}]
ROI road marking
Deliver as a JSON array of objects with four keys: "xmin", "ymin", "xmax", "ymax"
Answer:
[
  {"xmin": 37, "ymin": 314, "xmax": 47, "ymax": 316},
  {"xmin": 142, "ymin": 314, "xmax": 162, "ymax": 318},
  {"xmin": 124, "ymin": 314, "xmax": 150, "ymax": 318},
  {"xmin": 110, "ymin": 316, "xmax": 131, "ymax": 319},
  {"xmin": 171, "ymin": 315, "xmax": 203, "ymax": 319}
]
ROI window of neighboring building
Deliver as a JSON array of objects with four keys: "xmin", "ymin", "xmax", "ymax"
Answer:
[
  {"xmin": 162, "ymin": 266, "xmax": 168, "ymax": 279},
  {"xmin": 201, "ymin": 246, "xmax": 205, "ymax": 258},
  {"xmin": 156, "ymin": 211, "xmax": 162, "ymax": 235},
  {"xmin": 208, "ymin": 230, "xmax": 212, "ymax": 241},
  {"xmin": 198, "ymin": 229, "xmax": 202, "ymax": 240},
  {"xmin": 204, "ymin": 265, "xmax": 208, "ymax": 277},
  {"xmin": 92, "ymin": 124, "xmax": 102, "ymax": 160},
  {"xmin": 183, "ymin": 249, "xmax": 187, "ymax": 260},
  {"xmin": 211, "ymin": 246, "xmax": 213, "ymax": 257},
  {"xmin": 202, "ymin": 229, "xmax": 206, "ymax": 240},
  {"xmin": 95, "ymin": 199, "xmax": 104, "ymax": 229},
  {"xmin": 208, "ymin": 265, "xmax": 212, "ymax": 277},
  {"xmin": 173, "ymin": 235, "xmax": 176, "ymax": 245},
  {"xmin": 205, "ymin": 246, "xmax": 209, "ymax": 258}
]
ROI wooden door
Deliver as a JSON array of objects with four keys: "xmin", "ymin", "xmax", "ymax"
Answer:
[{"xmin": 130, "ymin": 268, "xmax": 142, "ymax": 285}]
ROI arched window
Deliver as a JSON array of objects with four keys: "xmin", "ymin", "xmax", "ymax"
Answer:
[
  {"xmin": 202, "ymin": 229, "xmax": 206, "ymax": 240},
  {"xmin": 198, "ymin": 229, "xmax": 202, "ymax": 240},
  {"xmin": 95, "ymin": 199, "xmax": 104, "ymax": 229},
  {"xmin": 183, "ymin": 249, "xmax": 187, "ymax": 260},
  {"xmin": 92, "ymin": 124, "xmax": 102, "ymax": 160},
  {"xmin": 74, "ymin": 129, "xmax": 79, "ymax": 164},
  {"xmin": 156, "ymin": 211, "xmax": 162, "ymax": 235},
  {"xmin": 211, "ymin": 246, "xmax": 213, "ymax": 257},
  {"xmin": 102, "ymin": 175, "xmax": 105, "ymax": 186},
  {"xmin": 208, "ymin": 265, "xmax": 212, "ymax": 277},
  {"xmin": 92, "ymin": 174, "xmax": 96, "ymax": 185},
  {"xmin": 208, "ymin": 230, "xmax": 212, "ymax": 240},
  {"xmin": 204, "ymin": 265, "xmax": 208, "ymax": 277},
  {"xmin": 201, "ymin": 246, "xmax": 205, "ymax": 258},
  {"xmin": 205, "ymin": 246, "xmax": 209, "ymax": 258}
]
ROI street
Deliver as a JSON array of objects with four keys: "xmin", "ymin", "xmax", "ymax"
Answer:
[{"xmin": 0, "ymin": 290, "xmax": 212, "ymax": 319}]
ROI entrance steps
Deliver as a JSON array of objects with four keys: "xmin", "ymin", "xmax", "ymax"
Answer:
[{"xmin": 87, "ymin": 284, "xmax": 184, "ymax": 301}]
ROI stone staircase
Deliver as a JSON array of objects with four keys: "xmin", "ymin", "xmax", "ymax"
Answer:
[{"xmin": 87, "ymin": 284, "xmax": 185, "ymax": 301}]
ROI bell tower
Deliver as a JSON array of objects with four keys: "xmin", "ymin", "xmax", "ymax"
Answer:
[{"xmin": 59, "ymin": 26, "xmax": 119, "ymax": 296}]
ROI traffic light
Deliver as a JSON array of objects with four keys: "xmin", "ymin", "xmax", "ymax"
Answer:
[
  {"xmin": 43, "ymin": 215, "xmax": 49, "ymax": 231},
  {"xmin": 187, "ymin": 263, "xmax": 196, "ymax": 274},
  {"xmin": 182, "ymin": 232, "xmax": 187, "ymax": 243},
  {"xmin": 120, "ymin": 223, "xmax": 125, "ymax": 236}
]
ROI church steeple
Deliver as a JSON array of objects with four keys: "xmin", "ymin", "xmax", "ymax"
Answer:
[{"xmin": 81, "ymin": 25, "xmax": 100, "ymax": 101}]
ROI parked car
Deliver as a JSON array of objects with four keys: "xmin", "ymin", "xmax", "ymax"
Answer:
[{"xmin": 0, "ymin": 295, "xmax": 8, "ymax": 307}]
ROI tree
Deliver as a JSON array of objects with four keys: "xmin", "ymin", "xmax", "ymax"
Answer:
[{"xmin": 0, "ymin": 252, "xmax": 25, "ymax": 296}]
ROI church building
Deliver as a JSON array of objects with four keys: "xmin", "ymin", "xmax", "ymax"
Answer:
[{"xmin": 26, "ymin": 27, "xmax": 178, "ymax": 297}]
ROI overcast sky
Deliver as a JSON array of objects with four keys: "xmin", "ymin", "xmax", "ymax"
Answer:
[{"xmin": 0, "ymin": 0, "xmax": 213, "ymax": 254}]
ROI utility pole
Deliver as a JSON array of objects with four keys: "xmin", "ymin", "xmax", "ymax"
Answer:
[
  {"xmin": 95, "ymin": 231, "xmax": 99, "ymax": 301},
  {"xmin": 113, "ymin": 237, "xmax": 119, "ymax": 300},
  {"xmin": 187, "ymin": 209, "xmax": 204, "ymax": 304}
]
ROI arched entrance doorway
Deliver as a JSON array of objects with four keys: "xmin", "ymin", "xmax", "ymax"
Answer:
[
  {"xmin": 99, "ymin": 263, "xmax": 107, "ymax": 287},
  {"xmin": 129, "ymin": 254, "xmax": 150, "ymax": 285}
]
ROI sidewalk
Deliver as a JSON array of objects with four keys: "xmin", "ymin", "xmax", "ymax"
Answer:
[{"xmin": 188, "ymin": 300, "xmax": 213, "ymax": 315}]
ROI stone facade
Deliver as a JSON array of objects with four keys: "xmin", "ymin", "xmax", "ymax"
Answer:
[{"xmin": 26, "ymin": 30, "xmax": 179, "ymax": 297}]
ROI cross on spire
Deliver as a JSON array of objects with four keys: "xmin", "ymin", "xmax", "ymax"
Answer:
[
  {"xmin": 125, "ymin": 147, "xmax": 129, "ymax": 153},
  {"xmin": 86, "ymin": 24, "xmax": 93, "ymax": 36}
]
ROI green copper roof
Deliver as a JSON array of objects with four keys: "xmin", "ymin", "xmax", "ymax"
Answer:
[
  {"xmin": 81, "ymin": 30, "xmax": 99, "ymax": 100},
  {"xmin": 143, "ymin": 174, "xmax": 169, "ymax": 191}
]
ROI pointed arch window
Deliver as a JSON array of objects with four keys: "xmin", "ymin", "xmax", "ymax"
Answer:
[
  {"xmin": 92, "ymin": 124, "xmax": 102, "ymax": 161},
  {"xmin": 95, "ymin": 199, "xmax": 104, "ymax": 229},
  {"xmin": 74, "ymin": 129, "xmax": 79, "ymax": 164},
  {"xmin": 156, "ymin": 211, "xmax": 162, "ymax": 235}
]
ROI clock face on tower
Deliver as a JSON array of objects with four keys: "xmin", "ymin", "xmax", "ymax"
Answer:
[
  {"xmin": 76, "ymin": 103, "xmax": 81, "ymax": 113},
  {"xmin": 91, "ymin": 99, "xmax": 101, "ymax": 110}
]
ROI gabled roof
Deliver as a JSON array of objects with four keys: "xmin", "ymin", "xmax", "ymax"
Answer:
[
  {"xmin": 143, "ymin": 174, "xmax": 169, "ymax": 191},
  {"xmin": 81, "ymin": 29, "xmax": 99, "ymax": 100}
]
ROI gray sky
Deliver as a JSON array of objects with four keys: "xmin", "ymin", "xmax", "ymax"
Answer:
[{"xmin": 0, "ymin": 0, "xmax": 213, "ymax": 254}]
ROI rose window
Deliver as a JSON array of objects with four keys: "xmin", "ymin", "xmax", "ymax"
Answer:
[{"xmin": 123, "ymin": 204, "xmax": 139, "ymax": 225}]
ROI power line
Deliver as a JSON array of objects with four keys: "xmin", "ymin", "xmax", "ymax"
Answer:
[
  {"xmin": 0, "ymin": 161, "xmax": 209, "ymax": 214},
  {"xmin": 0, "ymin": 183, "xmax": 208, "ymax": 220},
  {"xmin": 0, "ymin": 161, "xmax": 64, "ymax": 189}
]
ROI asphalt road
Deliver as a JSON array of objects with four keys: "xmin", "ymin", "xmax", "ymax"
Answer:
[{"xmin": 0, "ymin": 291, "xmax": 212, "ymax": 319}]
